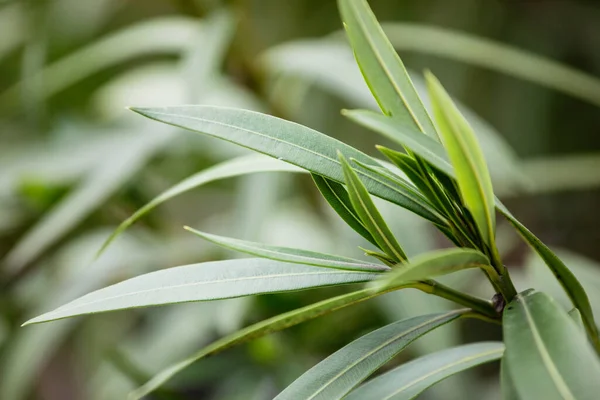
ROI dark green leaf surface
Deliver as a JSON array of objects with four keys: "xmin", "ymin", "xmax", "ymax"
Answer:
[
  {"xmin": 374, "ymin": 248, "xmax": 490, "ymax": 290},
  {"xmin": 503, "ymin": 291, "xmax": 600, "ymax": 399},
  {"xmin": 274, "ymin": 310, "xmax": 465, "ymax": 400},
  {"xmin": 130, "ymin": 283, "xmax": 418, "ymax": 399},
  {"xmin": 339, "ymin": 153, "xmax": 407, "ymax": 262},
  {"xmin": 497, "ymin": 201, "xmax": 600, "ymax": 351},
  {"xmin": 25, "ymin": 259, "xmax": 381, "ymax": 325},
  {"xmin": 345, "ymin": 342, "xmax": 504, "ymax": 400},
  {"xmin": 426, "ymin": 72, "xmax": 496, "ymax": 248},
  {"xmin": 130, "ymin": 106, "xmax": 445, "ymax": 225},
  {"xmin": 338, "ymin": 0, "xmax": 438, "ymax": 139},
  {"xmin": 184, "ymin": 226, "xmax": 388, "ymax": 272},
  {"xmin": 312, "ymin": 174, "xmax": 378, "ymax": 246}
]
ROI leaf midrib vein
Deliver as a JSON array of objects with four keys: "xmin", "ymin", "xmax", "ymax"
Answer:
[{"xmin": 45, "ymin": 271, "xmax": 376, "ymax": 316}]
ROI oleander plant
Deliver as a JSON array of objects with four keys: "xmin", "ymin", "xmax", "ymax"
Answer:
[{"xmin": 25, "ymin": 0, "xmax": 600, "ymax": 399}]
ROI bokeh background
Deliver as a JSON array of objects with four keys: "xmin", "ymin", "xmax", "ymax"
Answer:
[{"xmin": 1, "ymin": 0, "xmax": 599, "ymax": 399}]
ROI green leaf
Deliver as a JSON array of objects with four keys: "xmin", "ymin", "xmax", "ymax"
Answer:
[
  {"xmin": 312, "ymin": 174, "xmax": 378, "ymax": 246},
  {"xmin": 377, "ymin": 150, "xmax": 442, "ymax": 208},
  {"xmin": 344, "ymin": 342, "xmax": 504, "ymax": 400},
  {"xmin": 345, "ymin": 109, "xmax": 452, "ymax": 174},
  {"xmin": 568, "ymin": 308, "xmax": 584, "ymax": 333},
  {"xmin": 497, "ymin": 201, "xmax": 600, "ymax": 351},
  {"xmin": 503, "ymin": 290, "xmax": 600, "ymax": 399},
  {"xmin": 129, "ymin": 283, "xmax": 418, "ymax": 399},
  {"xmin": 426, "ymin": 72, "xmax": 496, "ymax": 248},
  {"xmin": 274, "ymin": 310, "xmax": 465, "ymax": 400},
  {"xmin": 338, "ymin": 0, "xmax": 438, "ymax": 138},
  {"xmin": 501, "ymin": 356, "xmax": 520, "ymax": 400},
  {"xmin": 183, "ymin": 226, "xmax": 388, "ymax": 272},
  {"xmin": 130, "ymin": 106, "xmax": 446, "ymax": 226},
  {"xmin": 98, "ymin": 154, "xmax": 304, "ymax": 256},
  {"xmin": 374, "ymin": 248, "xmax": 491, "ymax": 290},
  {"xmin": 339, "ymin": 153, "xmax": 407, "ymax": 262},
  {"xmin": 24, "ymin": 259, "xmax": 381, "ymax": 325}
]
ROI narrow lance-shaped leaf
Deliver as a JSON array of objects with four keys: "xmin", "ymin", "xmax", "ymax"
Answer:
[
  {"xmin": 338, "ymin": 0, "xmax": 438, "ymax": 139},
  {"xmin": 345, "ymin": 342, "xmax": 504, "ymax": 400},
  {"xmin": 274, "ymin": 310, "xmax": 466, "ymax": 400},
  {"xmin": 98, "ymin": 154, "xmax": 304, "ymax": 256},
  {"xmin": 497, "ymin": 200, "xmax": 600, "ymax": 351},
  {"xmin": 339, "ymin": 152, "xmax": 407, "ymax": 262},
  {"xmin": 503, "ymin": 290, "xmax": 600, "ymax": 400},
  {"xmin": 374, "ymin": 248, "xmax": 491, "ymax": 290},
  {"xmin": 24, "ymin": 259, "xmax": 381, "ymax": 325},
  {"xmin": 129, "ymin": 283, "xmax": 419, "ymax": 399},
  {"xmin": 377, "ymin": 146, "xmax": 460, "ymax": 231},
  {"xmin": 130, "ymin": 106, "xmax": 446, "ymax": 226},
  {"xmin": 426, "ymin": 71, "xmax": 496, "ymax": 249},
  {"xmin": 183, "ymin": 226, "xmax": 388, "ymax": 272},
  {"xmin": 311, "ymin": 173, "xmax": 378, "ymax": 247}
]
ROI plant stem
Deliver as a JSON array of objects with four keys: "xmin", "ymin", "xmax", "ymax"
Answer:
[
  {"xmin": 488, "ymin": 248, "xmax": 518, "ymax": 302},
  {"xmin": 415, "ymin": 279, "xmax": 500, "ymax": 321}
]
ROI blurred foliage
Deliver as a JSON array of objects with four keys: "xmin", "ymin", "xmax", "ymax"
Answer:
[{"xmin": 0, "ymin": 0, "xmax": 599, "ymax": 399}]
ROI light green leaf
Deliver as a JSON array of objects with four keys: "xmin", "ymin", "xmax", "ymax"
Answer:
[
  {"xmin": 183, "ymin": 226, "xmax": 388, "ymax": 272},
  {"xmin": 274, "ymin": 310, "xmax": 465, "ymax": 400},
  {"xmin": 24, "ymin": 259, "xmax": 381, "ymax": 325},
  {"xmin": 426, "ymin": 72, "xmax": 496, "ymax": 248},
  {"xmin": 503, "ymin": 290, "xmax": 600, "ymax": 399},
  {"xmin": 501, "ymin": 356, "xmax": 520, "ymax": 400},
  {"xmin": 312, "ymin": 174, "xmax": 378, "ymax": 246},
  {"xmin": 98, "ymin": 154, "xmax": 304, "ymax": 256},
  {"xmin": 345, "ymin": 109, "xmax": 452, "ymax": 174},
  {"xmin": 345, "ymin": 341, "xmax": 504, "ymax": 400},
  {"xmin": 129, "ymin": 283, "xmax": 418, "ymax": 399},
  {"xmin": 338, "ymin": 0, "xmax": 438, "ymax": 138},
  {"xmin": 497, "ymin": 201, "xmax": 600, "ymax": 351},
  {"xmin": 374, "ymin": 248, "xmax": 490, "ymax": 290},
  {"xmin": 339, "ymin": 153, "xmax": 407, "ymax": 262},
  {"xmin": 130, "ymin": 106, "xmax": 446, "ymax": 225}
]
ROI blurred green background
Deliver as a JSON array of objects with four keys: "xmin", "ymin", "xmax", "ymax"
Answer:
[{"xmin": 1, "ymin": 0, "xmax": 599, "ymax": 399}]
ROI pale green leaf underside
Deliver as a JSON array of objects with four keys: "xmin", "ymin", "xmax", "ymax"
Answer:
[
  {"xmin": 503, "ymin": 291, "xmax": 600, "ymax": 400},
  {"xmin": 184, "ymin": 226, "xmax": 388, "ymax": 272},
  {"xmin": 25, "ymin": 259, "xmax": 380, "ymax": 325},
  {"xmin": 338, "ymin": 0, "xmax": 438, "ymax": 139},
  {"xmin": 345, "ymin": 341, "xmax": 504, "ymax": 400},
  {"xmin": 339, "ymin": 153, "xmax": 407, "ymax": 262},
  {"xmin": 375, "ymin": 248, "xmax": 490, "ymax": 290},
  {"xmin": 98, "ymin": 154, "xmax": 304, "ymax": 256},
  {"xmin": 274, "ymin": 310, "xmax": 465, "ymax": 400},
  {"xmin": 130, "ymin": 283, "xmax": 417, "ymax": 399},
  {"xmin": 130, "ymin": 106, "xmax": 445, "ymax": 225},
  {"xmin": 426, "ymin": 72, "xmax": 496, "ymax": 247}
]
